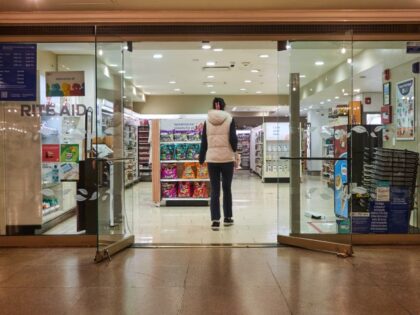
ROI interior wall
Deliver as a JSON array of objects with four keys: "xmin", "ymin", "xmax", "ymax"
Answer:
[
  {"xmin": 134, "ymin": 95, "xmax": 289, "ymax": 114},
  {"xmin": 307, "ymin": 109, "xmax": 329, "ymax": 171}
]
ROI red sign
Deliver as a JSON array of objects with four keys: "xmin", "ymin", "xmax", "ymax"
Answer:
[
  {"xmin": 42, "ymin": 144, "xmax": 60, "ymax": 162},
  {"xmin": 381, "ymin": 106, "xmax": 392, "ymax": 124}
]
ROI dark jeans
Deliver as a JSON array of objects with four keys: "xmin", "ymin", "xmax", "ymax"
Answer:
[{"xmin": 207, "ymin": 162, "xmax": 234, "ymax": 221}]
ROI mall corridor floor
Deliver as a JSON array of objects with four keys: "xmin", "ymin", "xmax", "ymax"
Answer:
[{"xmin": 0, "ymin": 246, "xmax": 419, "ymax": 315}]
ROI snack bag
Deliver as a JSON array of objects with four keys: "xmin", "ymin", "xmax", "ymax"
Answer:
[
  {"xmin": 160, "ymin": 144, "xmax": 174, "ymax": 161},
  {"xmin": 178, "ymin": 182, "xmax": 192, "ymax": 198},
  {"xmin": 160, "ymin": 130, "xmax": 174, "ymax": 142},
  {"xmin": 187, "ymin": 130, "xmax": 201, "ymax": 141},
  {"xmin": 174, "ymin": 144, "xmax": 187, "ymax": 160},
  {"xmin": 196, "ymin": 162, "xmax": 209, "ymax": 179},
  {"xmin": 193, "ymin": 182, "xmax": 209, "ymax": 198},
  {"xmin": 161, "ymin": 182, "xmax": 177, "ymax": 198},
  {"xmin": 174, "ymin": 130, "xmax": 188, "ymax": 142},
  {"xmin": 182, "ymin": 162, "xmax": 196, "ymax": 179},
  {"xmin": 161, "ymin": 163, "xmax": 177, "ymax": 179},
  {"xmin": 186, "ymin": 144, "xmax": 200, "ymax": 160}
]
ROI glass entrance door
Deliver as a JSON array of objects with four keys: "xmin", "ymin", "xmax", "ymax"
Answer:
[
  {"xmin": 278, "ymin": 34, "xmax": 355, "ymax": 254},
  {"xmin": 94, "ymin": 40, "xmax": 135, "ymax": 261}
]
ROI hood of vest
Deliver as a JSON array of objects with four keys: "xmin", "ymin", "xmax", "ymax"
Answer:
[{"xmin": 207, "ymin": 110, "xmax": 230, "ymax": 126}]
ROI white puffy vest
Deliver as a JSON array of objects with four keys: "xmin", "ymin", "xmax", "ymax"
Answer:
[{"xmin": 205, "ymin": 110, "xmax": 235, "ymax": 163}]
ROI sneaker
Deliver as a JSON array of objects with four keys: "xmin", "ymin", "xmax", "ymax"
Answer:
[
  {"xmin": 211, "ymin": 221, "xmax": 220, "ymax": 231},
  {"xmin": 224, "ymin": 218, "xmax": 234, "ymax": 226}
]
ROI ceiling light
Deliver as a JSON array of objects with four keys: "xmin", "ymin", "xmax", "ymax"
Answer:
[
  {"xmin": 123, "ymin": 45, "xmax": 129, "ymax": 50},
  {"xmin": 259, "ymin": 54, "xmax": 269, "ymax": 58},
  {"xmin": 98, "ymin": 49, "xmax": 103, "ymax": 56},
  {"xmin": 135, "ymin": 85, "xmax": 142, "ymax": 88},
  {"xmin": 315, "ymin": 61, "xmax": 324, "ymax": 66},
  {"xmin": 327, "ymin": 99, "xmax": 331, "ymax": 102},
  {"xmin": 108, "ymin": 64, "xmax": 118, "ymax": 67},
  {"xmin": 207, "ymin": 75, "xmax": 215, "ymax": 79},
  {"xmin": 344, "ymin": 92, "xmax": 349, "ymax": 96},
  {"xmin": 354, "ymin": 89, "xmax": 361, "ymax": 93},
  {"xmin": 240, "ymin": 88, "xmax": 247, "ymax": 91},
  {"xmin": 342, "ymin": 89, "xmax": 346, "ymax": 93},
  {"xmin": 287, "ymin": 84, "xmax": 290, "ymax": 87},
  {"xmin": 125, "ymin": 76, "xmax": 132, "ymax": 79},
  {"xmin": 206, "ymin": 61, "xmax": 216, "ymax": 66},
  {"xmin": 202, "ymin": 42, "xmax": 212, "ymax": 50},
  {"xmin": 207, "ymin": 84, "xmax": 214, "ymax": 88},
  {"xmin": 340, "ymin": 47, "xmax": 347, "ymax": 54},
  {"xmin": 320, "ymin": 101, "xmax": 325, "ymax": 105},
  {"xmin": 347, "ymin": 58, "xmax": 352, "ymax": 64},
  {"xmin": 210, "ymin": 91, "xmax": 216, "ymax": 94},
  {"xmin": 153, "ymin": 53, "xmax": 163, "ymax": 59},
  {"xmin": 169, "ymin": 81, "xmax": 176, "ymax": 84},
  {"xmin": 299, "ymin": 74, "xmax": 306, "ymax": 78},
  {"xmin": 251, "ymin": 69, "xmax": 260, "ymax": 73},
  {"xmin": 335, "ymin": 96, "xmax": 340, "ymax": 99},
  {"xmin": 213, "ymin": 48, "xmax": 223, "ymax": 52},
  {"xmin": 256, "ymin": 91, "xmax": 262, "ymax": 94},
  {"xmin": 118, "ymin": 70, "xmax": 125, "ymax": 74},
  {"xmin": 174, "ymin": 88, "xmax": 181, "ymax": 92},
  {"xmin": 286, "ymin": 42, "xmax": 292, "ymax": 50},
  {"xmin": 244, "ymin": 80, "xmax": 252, "ymax": 83},
  {"xmin": 309, "ymin": 105, "xmax": 313, "ymax": 109}
]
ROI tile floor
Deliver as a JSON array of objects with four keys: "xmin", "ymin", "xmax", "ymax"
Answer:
[
  {"xmin": 45, "ymin": 171, "xmax": 338, "ymax": 244},
  {"xmin": 0, "ymin": 246, "xmax": 419, "ymax": 315}
]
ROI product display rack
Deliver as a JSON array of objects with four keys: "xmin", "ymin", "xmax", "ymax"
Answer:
[
  {"xmin": 321, "ymin": 126, "xmax": 335, "ymax": 189},
  {"xmin": 156, "ymin": 118, "xmax": 210, "ymax": 206},
  {"xmin": 138, "ymin": 120, "xmax": 152, "ymax": 181},
  {"xmin": 124, "ymin": 122, "xmax": 139, "ymax": 186},
  {"xmin": 236, "ymin": 130, "xmax": 251, "ymax": 170}
]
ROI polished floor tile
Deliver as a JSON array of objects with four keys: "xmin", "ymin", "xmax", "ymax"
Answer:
[{"xmin": 0, "ymin": 246, "xmax": 418, "ymax": 314}]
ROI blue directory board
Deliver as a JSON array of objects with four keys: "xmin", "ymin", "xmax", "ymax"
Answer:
[{"xmin": 0, "ymin": 44, "xmax": 37, "ymax": 101}]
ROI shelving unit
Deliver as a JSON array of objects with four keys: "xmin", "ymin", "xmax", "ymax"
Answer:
[
  {"xmin": 138, "ymin": 120, "xmax": 152, "ymax": 181},
  {"xmin": 236, "ymin": 130, "xmax": 251, "ymax": 169},
  {"xmin": 321, "ymin": 126, "xmax": 335, "ymax": 189},
  {"xmin": 154, "ymin": 118, "xmax": 210, "ymax": 206},
  {"xmin": 124, "ymin": 122, "xmax": 139, "ymax": 186}
]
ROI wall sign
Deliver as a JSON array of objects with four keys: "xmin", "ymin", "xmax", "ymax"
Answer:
[
  {"xmin": 46, "ymin": 71, "xmax": 85, "ymax": 97},
  {"xmin": 42, "ymin": 144, "xmax": 60, "ymax": 162},
  {"xmin": 383, "ymin": 82, "xmax": 391, "ymax": 106},
  {"xmin": 396, "ymin": 78, "xmax": 415, "ymax": 140},
  {"xmin": 0, "ymin": 43, "xmax": 37, "ymax": 101}
]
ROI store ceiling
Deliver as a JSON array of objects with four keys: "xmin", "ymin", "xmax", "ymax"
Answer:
[{"xmin": 1, "ymin": 0, "xmax": 420, "ymax": 11}]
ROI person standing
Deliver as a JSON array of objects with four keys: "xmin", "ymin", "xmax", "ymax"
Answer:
[{"xmin": 199, "ymin": 97, "xmax": 238, "ymax": 231}]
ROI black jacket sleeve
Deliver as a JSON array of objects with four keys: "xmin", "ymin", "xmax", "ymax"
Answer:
[
  {"xmin": 230, "ymin": 118, "xmax": 238, "ymax": 152},
  {"xmin": 199, "ymin": 122, "xmax": 207, "ymax": 164}
]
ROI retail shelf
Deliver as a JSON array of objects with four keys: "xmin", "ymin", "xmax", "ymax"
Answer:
[
  {"xmin": 42, "ymin": 183, "xmax": 61, "ymax": 189},
  {"xmin": 161, "ymin": 178, "xmax": 210, "ymax": 182},
  {"xmin": 42, "ymin": 205, "xmax": 60, "ymax": 216},
  {"xmin": 161, "ymin": 141, "xmax": 201, "ymax": 145},
  {"xmin": 161, "ymin": 160, "xmax": 199, "ymax": 163},
  {"xmin": 162, "ymin": 197, "xmax": 210, "ymax": 201}
]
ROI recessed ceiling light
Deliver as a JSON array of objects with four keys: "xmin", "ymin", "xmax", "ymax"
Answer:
[
  {"xmin": 320, "ymin": 101, "xmax": 325, "ymax": 105},
  {"xmin": 213, "ymin": 48, "xmax": 223, "ymax": 52},
  {"xmin": 347, "ymin": 58, "xmax": 352, "ymax": 64},
  {"xmin": 299, "ymin": 74, "xmax": 306, "ymax": 78},
  {"xmin": 240, "ymin": 88, "xmax": 247, "ymax": 91},
  {"xmin": 244, "ymin": 80, "xmax": 252, "ymax": 83},
  {"xmin": 341, "ymin": 47, "xmax": 347, "ymax": 54},
  {"xmin": 174, "ymin": 88, "xmax": 181, "ymax": 92},
  {"xmin": 344, "ymin": 92, "xmax": 349, "ymax": 96},
  {"xmin": 118, "ymin": 70, "xmax": 125, "ymax": 74},
  {"xmin": 98, "ymin": 49, "xmax": 103, "ymax": 56},
  {"xmin": 327, "ymin": 99, "xmax": 331, "ymax": 102},
  {"xmin": 125, "ymin": 76, "xmax": 132, "ymax": 79},
  {"xmin": 286, "ymin": 42, "xmax": 292, "ymax": 50},
  {"xmin": 109, "ymin": 64, "xmax": 118, "ymax": 67},
  {"xmin": 153, "ymin": 53, "xmax": 163, "ymax": 59},
  {"xmin": 335, "ymin": 96, "xmax": 340, "ymax": 99},
  {"xmin": 259, "ymin": 54, "xmax": 269, "ymax": 58},
  {"xmin": 169, "ymin": 81, "xmax": 176, "ymax": 84},
  {"xmin": 207, "ymin": 84, "xmax": 214, "ymax": 88},
  {"xmin": 210, "ymin": 91, "xmax": 216, "ymax": 94},
  {"xmin": 202, "ymin": 42, "xmax": 212, "ymax": 50},
  {"xmin": 207, "ymin": 75, "xmax": 215, "ymax": 79},
  {"xmin": 287, "ymin": 84, "xmax": 290, "ymax": 87},
  {"xmin": 342, "ymin": 89, "xmax": 346, "ymax": 93},
  {"xmin": 315, "ymin": 61, "xmax": 324, "ymax": 66},
  {"xmin": 206, "ymin": 61, "xmax": 216, "ymax": 66},
  {"xmin": 135, "ymin": 85, "xmax": 142, "ymax": 88},
  {"xmin": 309, "ymin": 105, "xmax": 313, "ymax": 109},
  {"xmin": 251, "ymin": 69, "xmax": 260, "ymax": 73},
  {"xmin": 354, "ymin": 89, "xmax": 360, "ymax": 93},
  {"xmin": 310, "ymin": 88, "xmax": 313, "ymax": 92},
  {"xmin": 256, "ymin": 91, "xmax": 262, "ymax": 94}
]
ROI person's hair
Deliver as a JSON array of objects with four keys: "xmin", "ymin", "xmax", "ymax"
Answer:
[{"xmin": 212, "ymin": 97, "xmax": 226, "ymax": 110}]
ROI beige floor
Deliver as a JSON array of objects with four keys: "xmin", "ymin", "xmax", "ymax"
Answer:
[
  {"xmin": 46, "ymin": 171, "xmax": 337, "ymax": 244},
  {"xmin": 0, "ymin": 246, "xmax": 419, "ymax": 315}
]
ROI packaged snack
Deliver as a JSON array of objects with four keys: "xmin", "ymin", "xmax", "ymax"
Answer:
[
  {"xmin": 192, "ymin": 182, "xmax": 209, "ymax": 198},
  {"xmin": 160, "ymin": 130, "xmax": 174, "ymax": 142},
  {"xmin": 160, "ymin": 144, "xmax": 174, "ymax": 161},
  {"xmin": 161, "ymin": 163, "xmax": 177, "ymax": 179},
  {"xmin": 196, "ymin": 162, "xmax": 209, "ymax": 179},
  {"xmin": 178, "ymin": 182, "xmax": 192, "ymax": 198},
  {"xmin": 174, "ymin": 144, "xmax": 187, "ymax": 160},
  {"xmin": 161, "ymin": 182, "xmax": 177, "ymax": 198},
  {"xmin": 187, "ymin": 130, "xmax": 201, "ymax": 141},
  {"xmin": 174, "ymin": 130, "xmax": 188, "ymax": 142},
  {"xmin": 182, "ymin": 162, "xmax": 196, "ymax": 179},
  {"xmin": 186, "ymin": 144, "xmax": 200, "ymax": 160}
]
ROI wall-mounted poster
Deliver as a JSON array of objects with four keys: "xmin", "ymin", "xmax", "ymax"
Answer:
[
  {"xmin": 396, "ymin": 78, "xmax": 415, "ymax": 140},
  {"xmin": 42, "ymin": 144, "xmax": 60, "ymax": 162},
  {"xmin": 60, "ymin": 144, "xmax": 79, "ymax": 162},
  {"xmin": 46, "ymin": 71, "xmax": 85, "ymax": 97},
  {"xmin": 383, "ymin": 82, "xmax": 391, "ymax": 106},
  {"xmin": 60, "ymin": 163, "xmax": 79, "ymax": 180}
]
